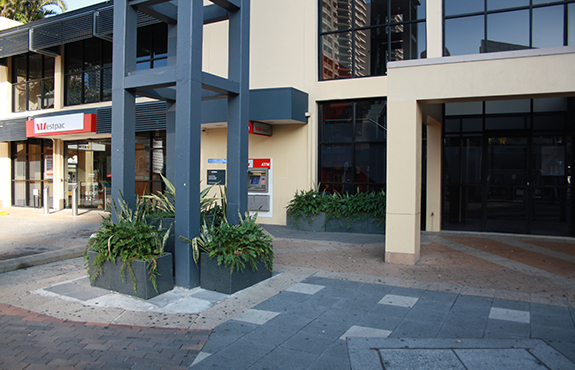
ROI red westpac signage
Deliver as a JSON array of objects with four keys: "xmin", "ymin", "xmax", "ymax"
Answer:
[{"xmin": 26, "ymin": 113, "xmax": 97, "ymax": 138}]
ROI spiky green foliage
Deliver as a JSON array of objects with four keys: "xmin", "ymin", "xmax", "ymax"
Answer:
[
  {"xmin": 286, "ymin": 188, "xmax": 387, "ymax": 228},
  {"xmin": 180, "ymin": 212, "xmax": 274, "ymax": 274},
  {"xmin": 0, "ymin": 0, "xmax": 67, "ymax": 23},
  {"xmin": 84, "ymin": 193, "xmax": 171, "ymax": 294}
]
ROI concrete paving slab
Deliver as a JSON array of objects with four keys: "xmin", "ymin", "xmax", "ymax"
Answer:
[
  {"xmin": 378, "ymin": 294, "xmax": 419, "ymax": 308},
  {"xmin": 285, "ymin": 282, "xmax": 325, "ymax": 295},
  {"xmin": 340, "ymin": 325, "xmax": 392, "ymax": 340},
  {"xmin": 347, "ymin": 339, "xmax": 575, "ymax": 370},
  {"xmin": 489, "ymin": 307, "xmax": 530, "ymax": 323},
  {"xmin": 233, "ymin": 309, "xmax": 280, "ymax": 325}
]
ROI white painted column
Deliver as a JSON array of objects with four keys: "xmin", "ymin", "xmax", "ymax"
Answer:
[
  {"xmin": 426, "ymin": 117, "xmax": 442, "ymax": 232},
  {"xmin": 426, "ymin": 0, "xmax": 443, "ymax": 58}
]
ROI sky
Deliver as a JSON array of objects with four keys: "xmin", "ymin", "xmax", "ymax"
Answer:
[{"xmin": 64, "ymin": 0, "xmax": 106, "ymax": 13}]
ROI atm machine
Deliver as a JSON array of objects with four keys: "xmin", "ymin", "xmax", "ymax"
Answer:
[{"xmin": 247, "ymin": 158, "xmax": 272, "ymax": 216}]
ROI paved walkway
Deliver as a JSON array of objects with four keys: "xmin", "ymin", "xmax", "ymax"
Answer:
[{"xmin": 0, "ymin": 207, "xmax": 574, "ymax": 369}]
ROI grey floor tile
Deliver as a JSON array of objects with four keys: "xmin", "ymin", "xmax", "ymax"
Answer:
[
  {"xmin": 547, "ymin": 340, "xmax": 575, "ymax": 364},
  {"xmin": 215, "ymin": 338, "xmax": 276, "ymax": 366},
  {"xmin": 299, "ymin": 318, "xmax": 351, "ymax": 339},
  {"xmin": 247, "ymin": 346, "xmax": 318, "ymax": 370},
  {"xmin": 388, "ymin": 286, "xmax": 426, "ymax": 298},
  {"xmin": 316, "ymin": 306, "xmax": 363, "ymax": 325},
  {"xmin": 436, "ymin": 323, "xmax": 486, "ymax": 339},
  {"xmin": 404, "ymin": 306, "xmax": 450, "ymax": 325},
  {"xmin": 265, "ymin": 312, "xmax": 315, "ymax": 331},
  {"xmin": 354, "ymin": 311, "xmax": 405, "ymax": 332},
  {"xmin": 282, "ymin": 331, "xmax": 340, "ymax": 355},
  {"xmin": 530, "ymin": 325, "xmax": 575, "ymax": 342},
  {"xmin": 450, "ymin": 295, "xmax": 493, "ymax": 316},
  {"xmin": 252, "ymin": 291, "xmax": 309, "ymax": 312},
  {"xmin": 484, "ymin": 320, "xmax": 530, "ymax": 339},
  {"xmin": 389, "ymin": 319, "xmax": 443, "ymax": 338},
  {"xmin": 492, "ymin": 298, "xmax": 530, "ymax": 311},
  {"xmin": 305, "ymin": 340, "xmax": 351, "ymax": 370},
  {"xmin": 285, "ymin": 296, "xmax": 343, "ymax": 319},
  {"xmin": 530, "ymin": 304, "xmax": 575, "ymax": 329},
  {"xmin": 241, "ymin": 324, "xmax": 298, "ymax": 347}
]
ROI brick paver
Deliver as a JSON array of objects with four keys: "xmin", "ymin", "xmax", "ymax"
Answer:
[{"xmin": 0, "ymin": 303, "xmax": 210, "ymax": 370}]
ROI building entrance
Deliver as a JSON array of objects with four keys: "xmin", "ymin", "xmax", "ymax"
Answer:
[
  {"xmin": 66, "ymin": 140, "xmax": 111, "ymax": 209},
  {"xmin": 443, "ymin": 98, "xmax": 574, "ymax": 236}
]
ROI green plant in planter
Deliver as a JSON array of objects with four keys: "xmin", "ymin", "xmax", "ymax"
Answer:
[
  {"xmin": 84, "ymin": 193, "xmax": 172, "ymax": 293},
  {"xmin": 285, "ymin": 188, "xmax": 328, "ymax": 228},
  {"xmin": 180, "ymin": 212, "xmax": 274, "ymax": 273},
  {"xmin": 286, "ymin": 187, "xmax": 386, "ymax": 229}
]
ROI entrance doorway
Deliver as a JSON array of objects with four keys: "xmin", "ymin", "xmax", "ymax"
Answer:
[
  {"xmin": 66, "ymin": 140, "xmax": 111, "ymax": 209},
  {"xmin": 443, "ymin": 98, "xmax": 574, "ymax": 236}
]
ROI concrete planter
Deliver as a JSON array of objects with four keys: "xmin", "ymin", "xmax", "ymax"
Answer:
[
  {"xmin": 87, "ymin": 250, "xmax": 174, "ymax": 300},
  {"xmin": 200, "ymin": 252, "xmax": 272, "ymax": 294},
  {"xmin": 287, "ymin": 212, "xmax": 384, "ymax": 235},
  {"xmin": 286, "ymin": 211, "xmax": 326, "ymax": 232}
]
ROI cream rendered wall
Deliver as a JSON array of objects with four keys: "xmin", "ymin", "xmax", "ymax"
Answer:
[
  {"xmin": 0, "ymin": 142, "xmax": 10, "ymax": 207},
  {"xmin": 201, "ymin": 0, "xmax": 318, "ymax": 225}
]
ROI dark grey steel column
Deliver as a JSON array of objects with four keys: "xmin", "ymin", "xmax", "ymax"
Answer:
[
  {"xmin": 173, "ymin": 0, "xmax": 203, "ymax": 288},
  {"xmin": 226, "ymin": 0, "xmax": 250, "ymax": 224},
  {"xmin": 165, "ymin": 24, "xmax": 177, "ymax": 182},
  {"xmin": 111, "ymin": 0, "xmax": 137, "ymax": 211}
]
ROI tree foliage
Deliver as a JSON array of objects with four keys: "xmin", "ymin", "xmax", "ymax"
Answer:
[{"xmin": 0, "ymin": 0, "xmax": 67, "ymax": 23}]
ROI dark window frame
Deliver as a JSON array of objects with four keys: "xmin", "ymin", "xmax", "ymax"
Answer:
[
  {"xmin": 11, "ymin": 53, "xmax": 55, "ymax": 112},
  {"xmin": 64, "ymin": 38, "xmax": 113, "ymax": 106},
  {"xmin": 319, "ymin": 0, "xmax": 427, "ymax": 80},
  {"xmin": 443, "ymin": 0, "xmax": 575, "ymax": 56},
  {"xmin": 318, "ymin": 98, "xmax": 388, "ymax": 194}
]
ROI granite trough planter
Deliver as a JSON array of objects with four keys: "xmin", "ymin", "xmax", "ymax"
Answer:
[
  {"xmin": 287, "ymin": 212, "xmax": 384, "ymax": 235},
  {"xmin": 200, "ymin": 252, "xmax": 272, "ymax": 294},
  {"xmin": 87, "ymin": 250, "xmax": 174, "ymax": 300},
  {"xmin": 286, "ymin": 211, "xmax": 326, "ymax": 232}
]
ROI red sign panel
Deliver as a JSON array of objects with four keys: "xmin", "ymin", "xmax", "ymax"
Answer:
[
  {"xmin": 249, "ymin": 158, "xmax": 271, "ymax": 169},
  {"xmin": 26, "ymin": 113, "xmax": 97, "ymax": 138}
]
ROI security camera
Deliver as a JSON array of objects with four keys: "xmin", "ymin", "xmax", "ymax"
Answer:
[{"xmin": 202, "ymin": 128, "xmax": 206, "ymax": 132}]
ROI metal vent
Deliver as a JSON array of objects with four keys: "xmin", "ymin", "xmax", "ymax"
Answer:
[
  {"xmin": 94, "ymin": 6, "xmax": 114, "ymax": 39},
  {"xmin": 136, "ymin": 101, "xmax": 167, "ymax": 132},
  {"xmin": 137, "ymin": 12, "xmax": 163, "ymax": 27},
  {"xmin": 0, "ymin": 30, "xmax": 29, "ymax": 58},
  {"xmin": 96, "ymin": 106, "xmax": 112, "ymax": 134},
  {"xmin": 96, "ymin": 101, "xmax": 167, "ymax": 134},
  {"xmin": 0, "ymin": 118, "xmax": 27, "ymax": 141},
  {"xmin": 31, "ymin": 13, "xmax": 93, "ymax": 51}
]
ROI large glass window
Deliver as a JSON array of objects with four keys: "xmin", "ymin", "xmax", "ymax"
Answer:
[
  {"xmin": 320, "ymin": 0, "xmax": 426, "ymax": 80},
  {"xmin": 64, "ymin": 38, "xmax": 113, "ymax": 106},
  {"xmin": 135, "ymin": 131, "xmax": 166, "ymax": 196},
  {"xmin": 137, "ymin": 23, "xmax": 169, "ymax": 70},
  {"xmin": 444, "ymin": 0, "xmax": 575, "ymax": 56},
  {"xmin": 12, "ymin": 53, "xmax": 54, "ymax": 112},
  {"xmin": 11, "ymin": 139, "xmax": 53, "ymax": 207},
  {"xmin": 319, "ymin": 99, "xmax": 387, "ymax": 193}
]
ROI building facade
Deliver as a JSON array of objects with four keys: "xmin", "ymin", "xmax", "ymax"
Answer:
[{"xmin": 0, "ymin": 0, "xmax": 574, "ymax": 265}]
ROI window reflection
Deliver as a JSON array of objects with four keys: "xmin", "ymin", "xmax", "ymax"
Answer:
[{"xmin": 486, "ymin": 10, "xmax": 530, "ymax": 52}]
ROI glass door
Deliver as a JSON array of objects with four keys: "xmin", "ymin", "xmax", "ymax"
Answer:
[
  {"xmin": 66, "ymin": 141, "xmax": 111, "ymax": 209},
  {"xmin": 485, "ymin": 136, "xmax": 529, "ymax": 233},
  {"xmin": 529, "ymin": 135, "xmax": 573, "ymax": 236}
]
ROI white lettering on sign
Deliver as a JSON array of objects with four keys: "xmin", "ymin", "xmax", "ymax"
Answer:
[{"xmin": 33, "ymin": 113, "xmax": 84, "ymax": 134}]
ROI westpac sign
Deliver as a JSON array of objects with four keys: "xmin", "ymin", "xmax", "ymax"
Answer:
[{"xmin": 26, "ymin": 113, "xmax": 96, "ymax": 137}]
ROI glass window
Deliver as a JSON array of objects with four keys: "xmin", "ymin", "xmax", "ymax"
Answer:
[
  {"xmin": 320, "ymin": 0, "xmax": 425, "ymax": 79},
  {"xmin": 444, "ymin": 0, "xmax": 483, "ymax": 16},
  {"xmin": 485, "ymin": 99, "xmax": 530, "ymax": 114},
  {"xmin": 487, "ymin": 0, "xmax": 529, "ymax": 11},
  {"xmin": 11, "ymin": 53, "xmax": 55, "ymax": 112},
  {"xmin": 64, "ymin": 39, "xmax": 112, "ymax": 106},
  {"xmin": 533, "ymin": 5, "xmax": 565, "ymax": 48},
  {"xmin": 319, "ymin": 99, "xmax": 388, "ymax": 194},
  {"xmin": 486, "ymin": 9, "xmax": 530, "ymax": 52},
  {"xmin": 445, "ymin": 15, "xmax": 484, "ymax": 56}
]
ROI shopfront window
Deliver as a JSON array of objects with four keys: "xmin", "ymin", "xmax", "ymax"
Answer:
[
  {"xmin": 11, "ymin": 139, "xmax": 53, "ymax": 207},
  {"xmin": 319, "ymin": 99, "xmax": 387, "ymax": 193},
  {"xmin": 320, "ymin": 0, "xmax": 426, "ymax": 80},
  {"xmin": 12, "ymin": 53, "xmax": 54, "ymax": 112},
  {"xmin": 444, "ymin": 0, "xmax": 575, "ymax": 56},
  {"xmin": 135, "ymin": 131, "xmax": 166, "ymax": 196},
  {"xmin": 64, "ymin": 38, "xmax": 112, "ymax": 106},
  {"xmin": 66, "ymin": 140, "xmax": 111, "ymax": 209}
]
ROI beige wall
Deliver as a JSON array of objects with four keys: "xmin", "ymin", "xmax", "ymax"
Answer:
[{"xmin": 0, "ymin": 142, "xmax": 10, "ymax": 207}]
